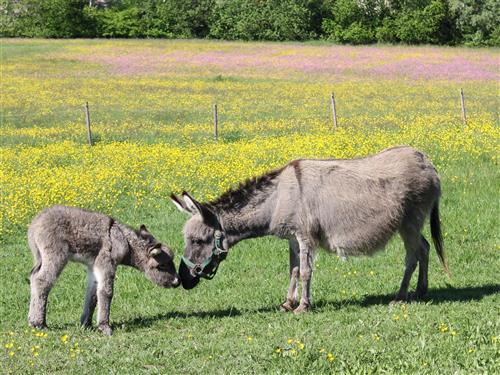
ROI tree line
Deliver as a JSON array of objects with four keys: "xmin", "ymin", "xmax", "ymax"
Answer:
[{"xmin": 1, "ymin": 0, "xmax": 498, "ymax": 46}]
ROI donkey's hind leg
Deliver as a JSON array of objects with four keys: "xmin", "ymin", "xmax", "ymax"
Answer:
[
  {"xmin": 414, "ymin": 235, "xmax": 430, "ymax": 299},
  {"xmin": 393, "ymin": 228, "xmax": 421, "ymax": 302},
  {"xmin": 280, "ymin": 238, "xmax": 300, "ymax": 312},
  {"xmin": 28, "ymin": 243, "xmax": 68, "ymax": 328}
]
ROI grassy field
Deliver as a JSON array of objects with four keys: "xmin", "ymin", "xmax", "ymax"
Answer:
[{"xmin": 1, "ymin": 39, "xmax": 499, "ymax": 373}]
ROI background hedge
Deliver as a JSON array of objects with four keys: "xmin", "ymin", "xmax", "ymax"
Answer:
[{"xmin": 1, "ymin": 0, "xmax": 498, "ymax": 45}]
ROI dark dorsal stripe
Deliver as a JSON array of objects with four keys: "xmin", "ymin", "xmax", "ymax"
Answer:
[{"xmin": 209, "ymin": 166, "xmax": 285, "ymax": 211}]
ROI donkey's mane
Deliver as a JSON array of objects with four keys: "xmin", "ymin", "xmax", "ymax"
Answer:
[{"xmin": 209, "ymin": 166, "xmax": 284, "ymax": 211}]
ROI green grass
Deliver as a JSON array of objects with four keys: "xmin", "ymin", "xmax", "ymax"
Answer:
[
  {"xmin": 2, "ymin": 158, "xmax": 499, "ymax": 373},
  {"xmin": 1, "ymin": 39, "xmax": 499, "ymax": 373}
]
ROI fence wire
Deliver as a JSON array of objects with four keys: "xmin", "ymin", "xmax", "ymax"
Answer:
[{"xmin": 1, "ymin": 93, "xmax": 498, "ymax": 129}]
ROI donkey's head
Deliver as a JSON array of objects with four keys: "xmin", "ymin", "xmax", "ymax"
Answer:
[
  {"xmin": 170, "ymin": 192, "xmax": 228, "ymax": 290},
  {"xmin": 135, "ymin": 225, "xmax": 180, "ymax": 288}
]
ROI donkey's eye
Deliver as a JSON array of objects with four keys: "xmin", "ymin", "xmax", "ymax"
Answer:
[{"xmin": 192, "ymin": 238, "xmax": 204, "ymax": 245}]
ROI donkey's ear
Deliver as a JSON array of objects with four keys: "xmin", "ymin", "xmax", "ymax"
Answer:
[
  {"xmin": 182, "ymin": 192, "xmax": 220, "ymax": 228},
  {"xmin": 139, "ymin": 224, "xmax": 148, "ymax": 234},
  {"xmin": 170, "ymin": 193, "xmax": 193, "ymax": 215},
  {"xmin": 181, "ymin": 192, "xmax": 202, "ymax": 215}
]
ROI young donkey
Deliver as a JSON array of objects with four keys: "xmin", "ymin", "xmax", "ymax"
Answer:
[
  {"xmin": 171, "ymin": 146, "xmax": 449, "ymax": 314},
  {"xmin": 28, "ymin": 205, "xmax": 180, "ymax": 335}
]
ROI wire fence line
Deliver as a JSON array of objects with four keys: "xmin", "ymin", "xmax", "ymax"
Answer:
[
  {"xmin": 1, "ymin": 91, "xmax": 498, "ymax": 145},
  {"xmin": 0, "ymin": 95, "xmax": 500, "ymax": 119}
]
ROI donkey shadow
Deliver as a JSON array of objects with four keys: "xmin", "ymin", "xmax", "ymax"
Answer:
[
  {"xmin": 120, "ymin": 284, "xmax": 499, "ymax": 330},
  {"xmin": 315, "ymin": 283, "xmax": 500, "ymax": 311},
  {"xmin": 119, "ymin": 307, "xmax": 244, "ymax": 329}
]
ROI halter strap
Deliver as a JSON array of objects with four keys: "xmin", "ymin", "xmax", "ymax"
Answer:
[{"xmin": 181, "ymin": 230, "xmax": 228, "ymax": 279}]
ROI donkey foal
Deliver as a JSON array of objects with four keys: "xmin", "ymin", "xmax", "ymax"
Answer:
[{"xmin": 28, "ymin": 205, "xmax": 179, "ymax": 335}]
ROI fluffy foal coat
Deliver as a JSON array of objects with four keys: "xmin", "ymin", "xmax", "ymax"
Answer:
[{"xmin": 28, "ymin": 205, "xmax": 179, "ymax": 335}]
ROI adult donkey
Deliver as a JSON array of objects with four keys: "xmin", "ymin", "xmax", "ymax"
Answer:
[{"xmin": 171, "ymin": 146, "xmax": 449, "ymax": 313}]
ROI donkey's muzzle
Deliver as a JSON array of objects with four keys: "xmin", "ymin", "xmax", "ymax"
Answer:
[{"xmin": 179, "ymin": 259, "xmax": 200, "ymax": 290}]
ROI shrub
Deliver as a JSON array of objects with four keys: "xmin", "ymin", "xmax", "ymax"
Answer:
[
  {"xmin": 375, "ymin": 17, "xmax": 398, "ymax": 43},
  {"xmin": 0, "ymin": 0, "xmax": 94, "ymax": 37},
  {"xmin": 141, "ymin": 0, "xmax": 214, "ymax": 38},
  {"xmin": 343, "ymin": 21, "xmax": 375, "ymax": 44},
  {"xmin": 488, "ymin": 25, "xmax": 500, "ymax": 46},
  {"xmin": 395, "ymin": 0, "xmax": 448, "ymax": 44},
  {"xmin": 209, "ymin": 0, "xmax": 314, "ymax": 41},
  {"xmin": 91, "ymin": 7, "xmax": 142, "ymax": 38},
  {"xmin": 322, "ymin": 0, "xmax": 380, "ymax": 43},
  {"xmin": 449, "ymin": 0, "xmax": 500, "ymax": 46}
]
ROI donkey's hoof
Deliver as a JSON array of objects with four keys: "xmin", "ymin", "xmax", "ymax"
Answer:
[
  {"xmin": 280, "ymin": 300, "xmax": 296, "ymax": 312},
  {"xmin": 409, "ymin": 291, "xmax": 428, "ymax": 301},
  {"xmin": 390, "ymin": 297, "xmax": 410, "ymax": 305},
  {"xmin": 80, "ymin": 317, "xmax": 93, "ymax": 328},
  {"xmin": 80, "ymin": 322, "xmax": 93, "ymax": 330},
  {"xmin": 293, "ymin": 303, "xmax": 311, "ymax": 314},
  {"xmin": 389, "ymin": 299, "xmax": 404, "ymax": 305},
  {"xmin": 390, "ymin": 293, "xmax": 408, "ymax": 305},
  {"xmin": 29, "ymin": 321, "xmax": 47, "ymax": 330},
  {"xmin": 98, "ymin": 324, "xmax": 113, "ymax": 336}
]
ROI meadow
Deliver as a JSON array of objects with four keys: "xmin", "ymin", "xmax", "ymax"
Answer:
[{"xmin": 1, "ymin": 39, "xmax": 499, "ymax": 373}]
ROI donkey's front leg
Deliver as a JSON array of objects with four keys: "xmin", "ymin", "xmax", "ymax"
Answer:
[
  {"xmin": 94, "ymin": 263, "xmax": 115, "ymax": 336},
  {"xmin": 281, "ymin": 238, "xmax": 300, "ymax": 312},
  {"xmin": 294, "ymin": 237, "xmax": 314, "ymax": 314},
  {"xmin": 80, "ymin": 267, "xmax": 97, "ymax": 328}
]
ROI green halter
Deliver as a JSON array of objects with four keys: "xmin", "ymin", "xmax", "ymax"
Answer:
[{"xmin": 181, "ymin": 230, "xmax": 228, "ymax": 279}]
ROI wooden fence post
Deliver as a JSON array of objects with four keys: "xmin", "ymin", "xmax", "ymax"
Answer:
[
  {"xmin": 330, "ymin": 92, "xmax": 338, "ymax": 130},
  {"xmin": 84, "ymin": 101, "xmax": 93, "ymax": 146},
  {"xmin": 460, "ymin": 88, "xmax": 467, "ymax": 125},
  {"xmin": 213, "ymin": 103, "xmax": 218, "ymax": 140}
]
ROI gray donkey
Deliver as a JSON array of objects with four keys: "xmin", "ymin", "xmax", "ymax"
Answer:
[
  {"xmin": 28, "ymin": 205, "xmax": 180, "ymax": 335},
  {"xmin": 171, "ymin": 146, "xmax": 449, "ymax": 314}
]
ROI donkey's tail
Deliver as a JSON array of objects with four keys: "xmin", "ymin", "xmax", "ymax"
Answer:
[
  {"xmin": 430, "ymin": 200, "xmax": 450, "ymax": 278},
  {"xmin": 28, "ymin": 228, "xmax": 42, "ymax": 277}
]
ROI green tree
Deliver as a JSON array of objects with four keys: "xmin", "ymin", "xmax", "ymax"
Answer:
[
  {"xmin": 322, "ymin": 0, "xmax": 385, "ymax": 44},
  {"xmin": 449, "ymin": 0, "xmax": 500, "ymax": 45},
  {"xmin": 395, "ymin": 0, "xmax": 449, "ymax": 43},
  {"xmin": 210, "ymin": 0, "xmax": 314, "ymax": 41},
  {"xmin": 92, "ymin": 7, "xmax": 142, "ymax": 38},
  {"xmin": 15, "ymin": 0, "xmax": 94, "ymax": 37}
]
